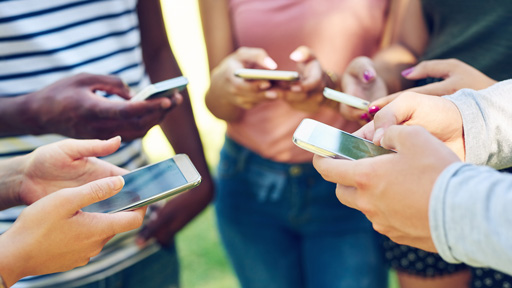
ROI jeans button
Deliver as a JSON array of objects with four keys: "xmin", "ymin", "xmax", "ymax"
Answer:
[{"xmin": 289, "ymin": 165, "xmax": 302, "ymax": 176}]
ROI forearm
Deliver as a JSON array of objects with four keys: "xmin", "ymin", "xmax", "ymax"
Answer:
[
  {"xmin": 444, "ymin": 79, "xmax": 512, "ymax": 168},
  {"xmin": 0, "ymin": 233, "xmax": 24, "ymax": 287},
  {"xmin": 430, "ymin": 162, "xmax": 512, "ymax": 274},
  {"xmin": 0, "ymin": 156, "xmax": 27, "ymax": 210},
  {"xmin": 0, "ymin": 96, "xmax": 34, "ymax": 136}
]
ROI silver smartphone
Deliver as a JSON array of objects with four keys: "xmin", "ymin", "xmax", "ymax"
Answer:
[
  {"xmin": 293, "ymin": 118, "xmax": 394, "ymax": 160},
  {"xmin": 234, "ymin": 68, "xmax": 300, "ymax": 81},
  {"xmin": 130, "ymin": 76, "xmax": 188, "ymax": 102},
  {"xmin": 323, "ymin": 87, "xmax": 369, "ymax": 111},
  {"xmin": 82, "ymin": 154, "xmax": 201, "ymax": 213}
]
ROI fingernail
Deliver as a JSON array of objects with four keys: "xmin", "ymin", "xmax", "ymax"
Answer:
[
  {"xmin": 109, "ymin": 176, "xmax": 125, "ymax": 190},
  {"xmin": 291, "ymin": 85, "xmax": 302, "ymax": 92},
  {"xmin": 259, "ymin": 81, "xmax": 271, "ymax": 90},
  {"xmin": 363, "ymin": 70, "xmax": 374, "ymax": 82},
  {"xmin": 373, "ymin": 128, "xmax": 384, "ymax": 143},
  {"xmin": 360, "ymin": 113, "xmax": 370, "ymax": 121},
  {"xmin": 368, "ymin": 106, "xmax": 380, "ymax": 115},
  {"xmin": 265, "ymin": 90, "xmax": 278, "ymax": 99},
  {"xmin": 264, "ymin": 57, "xmax": 278, "ymax": 70},
  {"xmin": 161, "ymin": 98, "xmax": 172, "ymax": 109},
  {"xmin": 108, "ymin": 135, "xmax": 122, "ymax": 142},
  {"xmin": 289, "ymin": 50, "xmax": 303, "ymax": 62},
  {"xmin": 401, "ymin": 67, "xmax": 414, "ymax": 77}
]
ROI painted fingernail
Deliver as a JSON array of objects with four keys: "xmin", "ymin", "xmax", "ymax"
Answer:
[
  {"xmin": 360, "ymin": 113, "xmax": 370, "ymax": 121},
  {"xmin": 368, "ymin": 106, "xmax": 380, "ymax": 115},
  {"xmin": 265, "ymin": 90, "xmax": 278, "ymax": 99},
  {"xmin": 264, "ymin": 57, "xmax": 278, "ymax": 70},
  {"xmin": 401, "ymin": 67, "xmax": 414, "ymax": 77},
  {"xmin": 363, "ymin": 70, "xmax": 374, "ymax": 82}
]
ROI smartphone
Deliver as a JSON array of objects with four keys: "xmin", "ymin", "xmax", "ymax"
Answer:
[
  {"xmin": 82, "ymin": 154, "xmax": 201, "ymax": 213},
  {"xmin": 130, "ymin": 76, "xmax": 188, "ymax": 102},
  {"xmin": 323, "ymin": 87, "xmax": 369, "ymax": 111},
  {"xmin": 234, "ymin": 68, "xmax": 300, "ymax": 81},
  {"xmin": 293, "ymin": 118, "xmax": 394, "ymax": 160}
]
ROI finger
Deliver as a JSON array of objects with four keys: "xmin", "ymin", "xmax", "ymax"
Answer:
[
  {"xmin": 369, "ymin": 92, "xmax": 400, "ymax": 109},
  {"xmin": 339, "ymin": 103, "xmax": 367, "ymax": 122},
  {"xmin": 57, "ymin": 137, "xmax": 122, "ymax": 160},
  {"xmin": 59, "ymin": 176, "xmax": 125, "ymax": 213},
  {"xmin": 289, "ymin": 46, "xmax": 315, "ymax": 63},
  {"xmin": 235, "ymin": 47, "xmax": 277, "ymax": 70},
  {"xmin": 401, "ymin": 59, "xmax": 453, "ymax": 81},
  {"xmin": 78, "ymin": 73, "xmax": 132, "ymax": 100},
  {"xmin": 379, "ymin": 125, "xmax": 425, "ymax": 151},
  {"xmin": 353, "ymin": 121, "xmax": 376, "ymax": 140},
  {"xmin": 335, "ymin": 184, "xmax": 359, "ymax": 210},
  {"xmin": 371, "ymin": 93, "xmax": 419, "ymax": 143},
  {"xmin": 99, "ymin": 206, "xmax": 147, "ymax": 235},
  {"xmin": 312, "ymin": 155, "xmax": 358, "ymax": 187},
  {"xmin": 345, "ymin": 56, "xmax": 377, "ymax": 83},
  {"xmin": 405, "ymin": 81, "xmax": 453, "ymax": 96}
]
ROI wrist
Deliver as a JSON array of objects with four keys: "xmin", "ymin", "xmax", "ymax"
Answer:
[{"xmin": 0, "ymin": 156, "xmax": 27, "ymax": 210}]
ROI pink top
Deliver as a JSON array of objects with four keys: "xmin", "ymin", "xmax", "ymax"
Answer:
[{"xmin": 227, "ymin": 0, "xmax": 389, "ymax": 163}]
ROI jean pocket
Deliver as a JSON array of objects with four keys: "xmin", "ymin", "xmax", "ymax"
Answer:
[{"xmin": 246, "ymin": 163, "xmax": 287, "ymax": 202}]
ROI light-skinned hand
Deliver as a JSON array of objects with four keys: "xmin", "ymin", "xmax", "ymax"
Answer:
[
  {"xmin": 0, "ymin": 176, "xmax": 147, "ymax": 287},
  {"xmin": 313, "ymin": 125, "xmax": 460, "ymax": 252}
]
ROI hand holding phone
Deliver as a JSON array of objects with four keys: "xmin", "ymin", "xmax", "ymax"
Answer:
[
  {"xmin": 323, "ymin": 87, "xmax": 369, "ymax": 111},
  {"xmin": 130, "ymin": 76, "xmax": 188, "ymax": 102},
  {"xmin": 234, "ymin": 68, "xmax": 300, "ymax": 81},
  {"xmin": 293, "ymin": 118, "xmax": 394, "ymax": 160},
  {"xmin": 82, "ymin": 154, "xmax": 201, "ymax": 213}
]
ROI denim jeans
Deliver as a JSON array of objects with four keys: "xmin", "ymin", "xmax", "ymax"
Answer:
[{"xmin": 215, "ymin": 137, "xmax": 386, "ymax": 288}]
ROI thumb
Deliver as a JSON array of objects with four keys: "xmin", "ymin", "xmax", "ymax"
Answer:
[
  {"xmin": 401, "ymin": 59, "xmax": 451, "ymax": 81},
  {"xmin": 60, "ymin": 176, "xmax": 125, "ymax": 214},
  {"xmin": 289, "ymin": 46, "xmax": 316, "ymax": 63},
  {"xmin": 236, "ymin": 47, "xmax": 277, "ymax": 70},
  {"xmin": 58, "ymin": 137, "xmax": 122, "ymax": 160},
  {"xmin": 80, "ymin": 74, "xmax": 132, "ymax": 100},
  {"xmin": 345, "ymin": 56, "xmax": 377, "ymax": 84},
  {"xmin": 379, "ymin": 125, "xmax": 423, "ymax": 152},
  {"xmin": 371, "ymin": 92, "xmax": 419, "ymax": 144}
]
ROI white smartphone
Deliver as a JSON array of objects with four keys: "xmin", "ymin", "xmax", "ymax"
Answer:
[
  {"xmin": 82, "ymin": 154, "xmax": 201, "ymax": 213},
  {"xmin": 323, "ymin": 87, "xmax": 369, "ymax": 111},
  {"xmin": 234, "ymin": 68, "xmax": 300, "ymax": 81},
  {"xmin": 293, "ymin": 118, "xmax": 394, "ymax": 160},
  {"xmin": 130, "ymin": 76, "xmax": 188, "ymax": 102}
]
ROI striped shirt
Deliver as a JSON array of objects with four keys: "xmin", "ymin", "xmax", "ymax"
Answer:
[{"xmin": 0, "ymin": 0, "xmax": 152, "ymax": 170}]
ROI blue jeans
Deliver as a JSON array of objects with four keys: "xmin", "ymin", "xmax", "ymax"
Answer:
[{"xmin": 215, "ymin": 137, "xmax": 386, "ymax": 288}]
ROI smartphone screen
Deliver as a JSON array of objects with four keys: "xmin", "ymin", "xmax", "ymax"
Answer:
[
  {"xmin": 82, "ymin": 155, "xmax": 200, "ymax": 213},
  {"xmin": 293, "ymin": 118, "xmax": 394, "ymax": 160}
]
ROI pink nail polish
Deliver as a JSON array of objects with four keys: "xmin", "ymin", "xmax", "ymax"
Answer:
[
  {"xmin": 401, "ymin": 67, "xmax": 414, "ymax": 77},
  {"xmin": 363, "ymin": 70, "xmax": 374, "ymax": 82},
  {"xmin": 360, "ymin": 113, "xmax": 370, "ymax": 120},
  {"xmin": 368, "ymin": 106, "xmax": 380, "ymax": 114}
]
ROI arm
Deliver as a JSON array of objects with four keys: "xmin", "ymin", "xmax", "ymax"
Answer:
[
  {"xmin": 0, "ymin": 73, "xmax": 175, "ymax": 140},
  {"xmin": 135, "ymin": 0, "xmax": 214, "ymax": 246},
  {"xmin": 430, "ymin": 162, "xmax": 512, "ymax": 275},
  {"xmin": 444, "ymin": 79, "xmax": 512, "ymax": 169},
  {"xmin": 0, "ymin": 137, "xmax": 127, "ymax": 211},
  {"xmin": 0, "ymin": 176, "xmax": 146, "ymax": 287}
]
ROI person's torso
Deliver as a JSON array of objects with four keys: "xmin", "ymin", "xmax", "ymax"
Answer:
[
  {"xmin": 421, "ymin": 0, "xmax": 512, "ymax": 81},
  {"xmin": 227, "ymin": 0, "xmax": 389, "ymax": 163},
  {"xmin": 0, "ymin": 0, "xmax": 150, "ymax": 169}
]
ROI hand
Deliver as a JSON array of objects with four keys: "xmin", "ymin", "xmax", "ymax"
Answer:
[
  {"xmin": 209, "ymin": 47, "xmax": 280, "ymax": 110},
  {"xmin": 285, "ymin": 46, "xmax": 334, "ymax": 113},
  {"xmin": 357, "ymin": 92, "xmax": 465, "ymax": 160},
  {"xmin": 0, "ymin": 176, "xmax": 147, "ymax": 287},
  {"xmin": 136, "ymin": 176, "xmax": 214, "ymax": 248},
  {"xmin": 23, "ymin": 73, "xmax": 179, "ymax": 140},
  {"xmin": 341, "ymin": 56, "xmax": 388, "ymax": 124},
  {"xmin": 18, "ymin": 137, "xmax": 127, "ymax": 206},
  {"xmin": 401, "ymin": 58, "xmax": 497, "ymax": 95},
  {"xmin": 313, "ymin": 125, "xmax": 460, "ymax": 252}
]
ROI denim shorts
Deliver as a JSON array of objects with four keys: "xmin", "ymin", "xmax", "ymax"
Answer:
[{"xmin": 214, "ymin": 137, "xmax": 387, "ymax": 288}]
